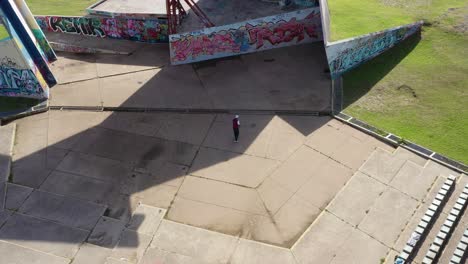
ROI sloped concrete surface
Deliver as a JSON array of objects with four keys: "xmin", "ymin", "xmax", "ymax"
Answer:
[{"xmin": 0, "ymin": 110, "xmax": 464, "ymax": 263}]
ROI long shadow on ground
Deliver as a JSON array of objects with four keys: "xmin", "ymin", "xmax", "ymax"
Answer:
[{"xmin": 0, "ymin": 1, "xmax": 421, "ymax": 258}]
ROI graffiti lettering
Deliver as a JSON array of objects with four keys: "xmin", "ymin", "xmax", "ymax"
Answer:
[
  {"xmin": 0, "ymin": 65, "xmax": 42, "ymax": 95},
  {"xmin": 1, "ymin": 56, "xmax": 20, "ymax": 68},
  {"xmin": 48, "ymin": 17, "xmax": 105, "ymax": 37},
  {"xmin": 169, "ymin": 8, "xmax": 322, "ymax": 65},
  {"xmin": 171, "ymin": 32, "xmax": 241, "ymax": 62},
  {"xmin": 35, "ymin": 16, "xmax": 168, "ymax": 43},
  {"xmin": 246, "ymin": 14, "xmax": 318, "ymax": 49},
  {"xmin": 326, "ymin": 22, "xmax": 422, "ymax": 79}
]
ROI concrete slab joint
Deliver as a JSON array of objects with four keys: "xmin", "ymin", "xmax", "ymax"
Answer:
[
  {"xmin": 0, "ymin": 123, "xmax": 16, "ymax": 211},
  {"xmin": 3, "ymin": 108, "xmax": 466, "ymax": 263}
]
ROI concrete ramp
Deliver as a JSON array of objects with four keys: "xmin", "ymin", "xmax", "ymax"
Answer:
[{"xmin": 169, "ymin": 7, "xmax": 323, "ymax": 65}]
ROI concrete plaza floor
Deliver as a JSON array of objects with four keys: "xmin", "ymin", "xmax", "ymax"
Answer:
[
  {"xmin": 1, "ymin": 109, "xmax": 466, "ymax": 264},
  {"xmin": 47, "ymin": 40, "xmax": 331, "ymax": 112}
]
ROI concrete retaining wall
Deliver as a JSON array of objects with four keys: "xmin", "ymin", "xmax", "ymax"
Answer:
[
  {"xmin": 35, "ymin": 15, "xmax": 169, "ymax": 43},
  {"xmin": 325, "ymin": 21, "xmax": 423, "ymax": 79},
  {"xmin": 169, "ymin": 7, "xmax": 323, "ymax": 65}
]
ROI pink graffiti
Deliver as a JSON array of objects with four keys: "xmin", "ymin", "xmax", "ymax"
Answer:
[
  {"xmin": 170, "ymin": 10, "xmax": 322, "ymax": 63},
  {"xmin": 35, "ymin": 16, "xmax": 169, "ymax": 43},
  {"xmin": 171, "ymin": 32, "xmax": 241, "ymax": 62},
  {"xmin": 247, "ymin": 13, "xmax": 319, "ymax": 49}
]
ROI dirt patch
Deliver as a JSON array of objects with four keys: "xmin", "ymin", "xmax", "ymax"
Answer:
[
  {"xmin": 380, "ymin": 0, "xmax": 432, "ymax": 8},
  {"xmin": 397, "ymin": 84, "xmax": 417, "ymax": 98},
  {"xmin": 348, "ymin": 82, "xmax": 419, "ymax": 112}
]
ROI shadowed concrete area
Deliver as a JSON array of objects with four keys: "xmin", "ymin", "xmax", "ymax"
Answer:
[
  {"xmin": 47, "ymin": 40, "xmax": 331, "ymax": 112},
  {"xmin": 1, "ymin": 107, "xmax": 465, "ymax": 264},
  {"xmin": 6, "ymin": 111, "xmax": 393, "ymax": 247}
]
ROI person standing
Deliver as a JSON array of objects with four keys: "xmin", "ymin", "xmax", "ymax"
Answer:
[{"xmin": 232, "ymin": 115, "xmax": 240, "ymax": 142}]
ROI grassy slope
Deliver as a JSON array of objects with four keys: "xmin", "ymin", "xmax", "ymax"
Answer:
[
  {"xmin": 329, "ymin": 0, "xmax": 468, "ymax": 164},
  {"xmin": 0, "ymin": 24, "xmax": 9, "ymax": 39},
  {"xmin": 25, "ymin": 0, "xmax": 96, "ymax": 16}
]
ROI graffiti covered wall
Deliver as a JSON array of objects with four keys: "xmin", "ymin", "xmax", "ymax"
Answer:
[
  {"xmin": 326, "ymin": 21, "xmax": 423, "ymax": 79},
  {"xmin": 0, "ymin": 38, "xmax": 46, "ymax": 98},
  {"xmin": 35, "ymin": 16, "xmax": 169, "ymax": 43},
  {"xmin": 169, "ymin": 7, "xmax": 323, "ymax": 65}
]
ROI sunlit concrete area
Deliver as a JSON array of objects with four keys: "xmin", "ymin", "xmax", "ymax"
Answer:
[{"xmin": 1, "ymin": 109, "xmax": 465, "ymax": 263}]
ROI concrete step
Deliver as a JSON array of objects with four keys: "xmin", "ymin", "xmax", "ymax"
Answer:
[
  {"xmin": 393, "ymin": 147, "xmax": 428, "ymax": 167},
  {"xmin": 18, "ymin": 189, "xmax": 107, "ymax": 230},
  {"xmin": 360, "ymin": 147, "xmax": 433, "ymax": 185},
  {"xmin": 422, "ymin": 184, "xmax": 467, "ymax": 263},
  {"xmin": 0, "ymin": 213, "xmax": 89, "ymax": 259},
  {"xmin": 445, "ymin": 226, "xmax": 468, "ymax": 263},
  {"xmin": 412, "ymin": 180, "xmax": 467, "ymax": 264},
  {"xmin": 395, "ymin": 176, "xmax": 456, "ymax": 263},
  {"xmin": 0, "ymin": 123, "xmax": 16, "ymax": 211},
  {"xmin": 82, "ymin": 203, "xmax": 166, "ymax": 264}
]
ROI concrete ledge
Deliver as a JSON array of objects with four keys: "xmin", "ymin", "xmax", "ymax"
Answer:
[
  {"xmin": 0, "ymin": 123, "xmax": 16, "ymax": 211},
  {"xmin": 49, "ymin": 106, "xmax": 329, "ymax": 116}
]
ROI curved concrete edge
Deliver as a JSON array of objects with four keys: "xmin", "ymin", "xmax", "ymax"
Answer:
[
  {"xmin": 0, "ymin": 122, "xmax": 16, "ymax": 211},
  {"xmin": 332, "ymin": 112, "xmax": 468, "ymax": 175}
]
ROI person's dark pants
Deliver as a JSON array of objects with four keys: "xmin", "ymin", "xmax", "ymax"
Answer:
[{"xmin": 233, "ymin": 127, "xmax": 239, "ymax": 141}]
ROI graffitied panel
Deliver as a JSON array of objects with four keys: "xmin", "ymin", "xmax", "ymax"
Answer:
[
  {"xmin": 326, "ymin": 21, "xmax": 423, "ymax": 79},
  {"xmin": 35, "ymin": 16, "xmax": 169, "ymax": 43},
  {"xmin": 169, "ymin": 8, "xmax": 323, "ymax": 65},
  {"xmin": 0, "ymin": 0, "xmax": 56, "ymax": 87},
  {"xmin": 0, "ymin": 38, "xmax": 45, "ymax": 98},
  {"xmin": 13, "ymin": 0, "xmax": 56, "ymax": 63}
]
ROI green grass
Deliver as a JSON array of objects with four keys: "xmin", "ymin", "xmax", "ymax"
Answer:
[
  {"xmin": 25, "ymin": 0, "xmax": 97, "ymax": 16},
  {"xmin": 0, "ymin": 24, "xmax": 9, "ymax": 40},
  {"xmin": 330, "ymin": 0, "xmax": 468, "ymax": 164}
]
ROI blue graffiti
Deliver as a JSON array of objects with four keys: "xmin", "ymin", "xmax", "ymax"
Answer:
[
  {"xmin": 0, "ymin": 65, "xmax": 43, "ymax": 96},
  {"xmin": 328, "ymin": 23, "xmax": 421, "ymax": 78}
]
